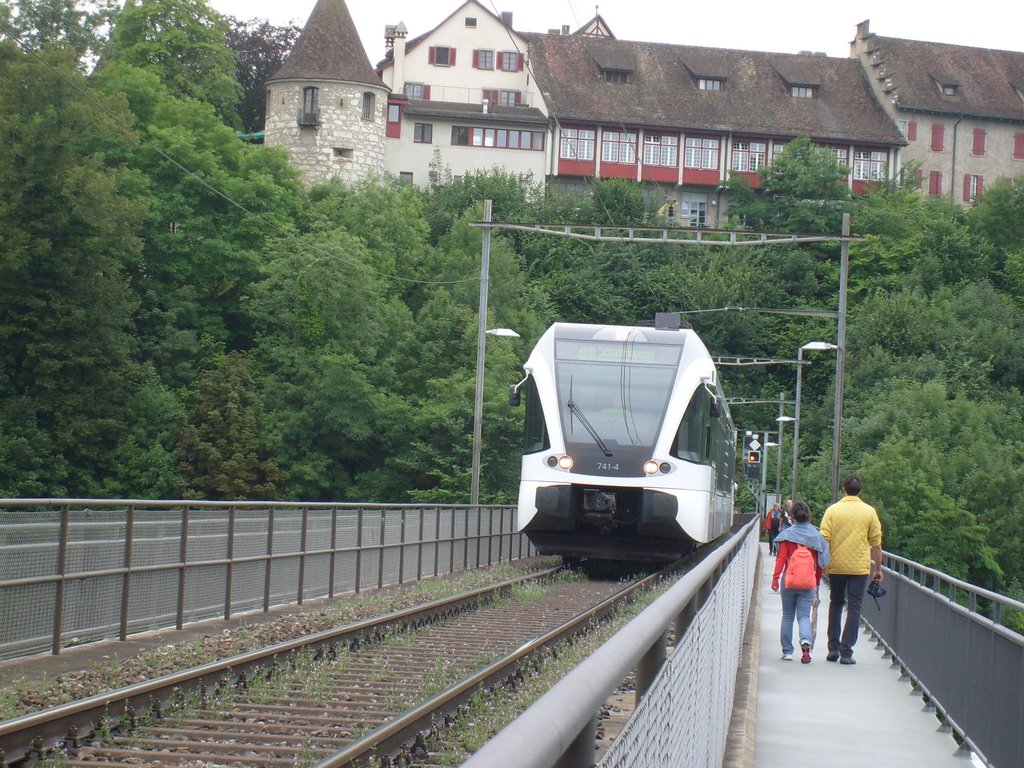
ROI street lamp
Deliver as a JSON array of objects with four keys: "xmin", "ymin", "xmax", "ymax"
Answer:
[
  {"xmin": 775, "ymin": 412, "xmax": 794, "ymax": 503},
  {"xmin": 790, "ymin": 341, "xmax": 838, "ymax": 503},
  {"xmin": 470, "ymin": 327, "xmax": 520, "ymax": 508}
]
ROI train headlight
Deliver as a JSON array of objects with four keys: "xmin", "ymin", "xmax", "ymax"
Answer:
[
  {"xmin": 643, "ymin": 460, "xmax": 660, "ymax": 475},
  {"xmin": 557, "ymin": 454, "xmax": 574, "ymax": 471},
  {"xmin": 660, "ymin": 462, "xmax": 672, "ymax": 474}
]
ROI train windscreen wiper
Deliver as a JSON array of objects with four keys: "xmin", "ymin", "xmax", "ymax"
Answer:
[{"xmin": 566, "ymin": 399, "xmax": 613, "ymax": 456}]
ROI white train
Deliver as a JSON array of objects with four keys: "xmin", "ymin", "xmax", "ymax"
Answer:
[{"xmin": 510, "ymin": 319, "xmax": 735, "ymax": 562}]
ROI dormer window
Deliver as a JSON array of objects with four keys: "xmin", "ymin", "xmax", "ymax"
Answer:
[
  {"xmin": 698, "ymin": 78, "xmax": 723, "ymax": 91},
  {"xmin": 604, "ymin": 69, "xmax": 631, "ymax": 83},
  {"xmin": 791, "ymin": 85, "xmax": 815, "ymax": 98},
  {"xmin": 941, "ymin": 83, "xmax": 957, "ymax": 96}
]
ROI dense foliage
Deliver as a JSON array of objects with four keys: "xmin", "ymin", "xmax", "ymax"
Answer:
[{"xmin": 3, "ymin": 2, "xmax": 1024, "ymax": 610}]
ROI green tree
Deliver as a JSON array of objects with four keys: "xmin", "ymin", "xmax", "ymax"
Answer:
[
  {"xmin": 103, "ymin": 0, "xmax": 242, "ymax": 125},
  {"xmin": 0, "ymin": 43, "xmax": 147, "ymax": 494},
  {"xmin": 176, "ymin": 353, "xmax": 282, "ymax": 499},
  {"xmin": 2, "ymin": 0, "xmax": 117, "ymax": 65}
]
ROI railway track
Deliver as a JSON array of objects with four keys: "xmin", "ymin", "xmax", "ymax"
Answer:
[{"xmin": 0, "ymin": 565, "xmax": 672, "ymax": 767}]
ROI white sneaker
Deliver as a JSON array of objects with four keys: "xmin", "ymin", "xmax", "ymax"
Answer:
[{"xmin": 781, "ymin": 653, "xmax": 794, "ymax": 661}]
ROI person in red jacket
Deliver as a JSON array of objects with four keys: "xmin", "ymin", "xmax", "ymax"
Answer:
[{"xmin": 771, "ymin": 500, "xmax": 831, "ymax": 663}]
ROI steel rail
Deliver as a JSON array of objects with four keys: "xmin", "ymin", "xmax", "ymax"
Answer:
[
  {"xmin": 0, "ymin": 567, "xmax": 560, "ymax": 765},
  {"xmin": 310, "ymin": 563, "xmax": 681, "ymax": 768}
]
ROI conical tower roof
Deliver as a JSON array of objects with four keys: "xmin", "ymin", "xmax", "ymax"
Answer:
[{"xmin": 269, "ymin": 0, "xmax": 384, "ymax": 86}]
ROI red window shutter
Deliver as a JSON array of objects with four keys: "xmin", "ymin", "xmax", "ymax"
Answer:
[
  {"xmin": 972, "ymin": 128, "xmax": 986, "ymax": 155},
  {"xmin": 497, "ymin": 52, "xmax": 505, "ymax": 70},
  {"xmin": 915, "ymin": 168, "xmax": 924, "ymax": 189},
  {"xmin": 931, "ymin": 123, "xmax": 944, "ymax": 152},
  {"xmin": 1015, "ymin": 133, "xmax": 1024, "ymax": 159},
  {"xmin": 963, "ymin": 175, "xmax": 971, "ymax": 202},
  {"xmin": 514, "ymin": 91, "xmax": 522, "ymax": 105},
  {"xmin": 428, "ymin": 46, "xmax": 436, "ymax": 65},
  {"xmin": 473, "ymin": 49, "xmax": 480, "ymax": 68},
  {"xmin": 978, "ymin": 176, "xmax": 984, "ymax": 195},
  {"xmin": 422, "ymin": 85, "xmax": 431, "ymax": 100},
  {"xmin": 907, "ymin": 121, "xmax": 917, "ymax": 141},
  {"xmin": 929, "ymin": 170, "xmax": 942, "ymax": 196},
  {"xmin": 517, "ymin": 54, "xmax": 524, "ymax": 72},
  {"xmin": 483, "ymin": 89, "xmax": 498, "ymax": 104},
  {"xmin": 450, "ymin": 48, "xmax": 456, "ymax": 66}
]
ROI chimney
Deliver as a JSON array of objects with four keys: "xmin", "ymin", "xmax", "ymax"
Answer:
[
  {"xmin": 482, "ymin": 98, "xmax": 489, "ymax": 113},
  {"xmin": 501, "ymin": 11, "xmax": 513, "ymax": 28},
  {"xmin": 385, "ymin": 22, "xmax": 408, "ymax": 94},
  {"xmin": 561, "ymin": 24, "xmax": 570, "ymax": 35}
]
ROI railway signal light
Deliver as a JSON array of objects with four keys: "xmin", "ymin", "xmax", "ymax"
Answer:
[{"xmin": 746, "ymin": 450, "xmax": 761, "ymax": 464}]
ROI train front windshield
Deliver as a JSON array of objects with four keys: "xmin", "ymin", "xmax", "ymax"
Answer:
[{"xmin": 554, "ymin": 338, "xmax": 682, "ymax": 450}]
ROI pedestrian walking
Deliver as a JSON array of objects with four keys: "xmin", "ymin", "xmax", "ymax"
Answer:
[
  {"xmin": 819, "ymin": 474, "xmax": 884, "ymax": 665},
  {"xmin": 771, "ymin": 500, "xmax": 829, "ymax": 663},
  {"xmin": 765, "ymin": 503, "xmax": 782, "ymax": 554}
]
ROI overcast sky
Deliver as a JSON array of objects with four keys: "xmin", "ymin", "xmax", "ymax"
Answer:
[{"xmin": 210, "ymin": 0, "xmax": 1022, "ymax": 62}]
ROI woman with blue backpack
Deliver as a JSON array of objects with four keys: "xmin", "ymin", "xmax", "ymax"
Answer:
[{"xmin": 771, "ymin": 500, "xmax": 830, "ymax": 663}]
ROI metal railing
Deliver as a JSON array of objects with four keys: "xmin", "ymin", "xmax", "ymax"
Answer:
[
  {"xmin": 462, "ymin": 516, "xmax": 759, "ymax": 768},
  {"xmin": 864, "ymin": 552, "xmax": 1024, "ymax": 768},
  {"xmin": 0, "ymin": 499, "xmax": 527, "ymax": 660}
]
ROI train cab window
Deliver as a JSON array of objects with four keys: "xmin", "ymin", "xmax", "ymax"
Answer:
[
  {"xmin": 523, "ymin": 376, "xmax": 549, "ymax": 453},
  {"xmin": 673, "ymin": 386, "xmax": 712, "ymax": 463}
]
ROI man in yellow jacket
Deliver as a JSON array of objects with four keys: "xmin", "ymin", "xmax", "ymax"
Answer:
[{"xmin": 819, "ymin": 474, "xmax": 883, "ymax": 665}]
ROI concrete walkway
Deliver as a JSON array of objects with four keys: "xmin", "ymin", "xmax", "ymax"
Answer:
[{"xmin": 753, "ymin": 543, "xmax": 971, "ymax": 768}]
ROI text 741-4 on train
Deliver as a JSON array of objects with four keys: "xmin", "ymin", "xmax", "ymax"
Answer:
[{"xmin": 509, "ymin": 317, "xmax": 735, "ymax": 563}]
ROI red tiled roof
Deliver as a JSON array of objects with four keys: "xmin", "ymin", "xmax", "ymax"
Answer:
[
  {"xmin": 861, "ymin": 35, "xmax": 1024, "ymax": 121},
  {"xmin": 526, "ymin": 34, "xmax": 905, "ymax": 146}
]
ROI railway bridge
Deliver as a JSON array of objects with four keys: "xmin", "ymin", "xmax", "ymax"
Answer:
[{"xmin": 0, "ymin": 500, "xmax": 1020, "ymax": 767}]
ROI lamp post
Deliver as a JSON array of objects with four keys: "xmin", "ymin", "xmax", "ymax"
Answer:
[
  {"xmin": 790, "ymin": 341, "xmax": 838, "ymax": 503},
  {"xmin": 470, "ymin": 327, "xmax": 520, "ymax": 508},
  {"xmin": 776, "ymin": 405, "xmax": 794, "ymax": 503}
]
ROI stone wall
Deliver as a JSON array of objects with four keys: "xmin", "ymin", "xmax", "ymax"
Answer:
[{"xmin": 266, "ymin": 79, "xmax": 387, "ymax": 185}]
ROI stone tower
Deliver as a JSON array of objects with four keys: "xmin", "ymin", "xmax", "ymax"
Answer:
[{"xmin": 265, "ymin": 0, "xmax": 388, "ymax": 184}]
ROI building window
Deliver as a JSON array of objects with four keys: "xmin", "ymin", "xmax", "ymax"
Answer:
[
  {"xmin": 941, "ymin": 83, "xmax": 957, "ymax": 96},
  {"xmin": 452, "ymin": 126, "xmax": 544, "ymax": 150},
  {"xmin": 498, "ymin": 51, "xmax": 521, "ymax": 71},
  {"xmin": 404, "ymin": 82, "xmax": 425, "ymax": 99},
  {"xmin": 771, "ymin": 142, "xmax": 787, "ymax": 160},
  {"xmin": 681, "ymin": 193, "xmax": 708, "ymax": 227},
  {"xmin": 386, "ymin": 103, "xmax": 401, "ymax": 138},
  {"xmin": 604, "ymin": 69, "xmax": 630, "ymax": 83},
  {"xmin": 831, "ymin": 147, "xmax": 849, "ymax": 167},
  {"xmin": 731, "ymin": 141, "xmax": 767, "ymax": 172},
  {"xmin": 964, "ymin": 174, "xmax": 983, "ymax": 202},
  {"xmin": 972, "ymin": 128, "xmax": 986, "ymax": 156},
  {"xmin": 1015, "ymin": 133, "xmax": 1024, "ymax": 160},
  {"xmin": 698, "ymin": 78, "xmax": 722, "ymax": 91},
  {"xmin": 684, "ymin": 137, "xmax": 719, "ymax": 169},
  {"xmin": 602, "ymin": 130, "xmax": 637, "ymax": 164},
  {"xmin": 299, "ymin": 86, "xmax": 320, "ymax": 125},
  {"xmin": 498, "ymin": 90, "xmax": 520, "ymax": 106},
  {"xmin": 897, "ymin": 120, "xmax": 919, "ymax": 141},
  {"xmin": 399, "ymin": 172, "xmax": 414, "ymax": 185},
  {"xmin": 643, "ymin": 134, "xmax": 678, "ymax": 166},
  {"xmin": 790, "ymin": 85, "xmax": 815, "ymax": 98},
  {"xmin": 931, "ymin": 123, "xmax": 945, "ymax": 152},
  {"xmin": 429, "ymin": 46, "xmax": 455, "ymax": 66},
  {"xmin": 362, "ymin": 92, "xmax": 375, "ymax": 121},
  {"xmin": 333, "ymin": 147, "xmax": 354, "ymax": 160},
  {"xmin": 928, "ymin": 170, "xmax": 943, "ymax": 196},
  {"xmin": 560, "ymin": 128, "xmax": 596, "ymax": 161},
  {"xmin": 474, "ymin": 49, "xmax": 494, "ymax": 69},
  {"xmin": 853, "ymin": 150, "xmax": 886, "ymax": 181},
  {"xmin": 414, "ymin": 123, "xmax": 433, "ymax": 143},
  {"xmin": 465, "ymin": 16, "xmax": 477, "ymax": 27}
]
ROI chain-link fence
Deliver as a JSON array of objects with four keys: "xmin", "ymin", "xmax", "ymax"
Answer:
[{"xmin": 0, "ymin": 500, "xmax": 527, "ymax": 659}]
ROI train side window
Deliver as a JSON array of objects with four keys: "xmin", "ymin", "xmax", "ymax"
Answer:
[
  {"xmin": 673, "ymin": 386, "xmax": 711, "ymax": 463},
  {"xmin": 524, "ymin": 376, "xmax": 549, "ymax": 453}
]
